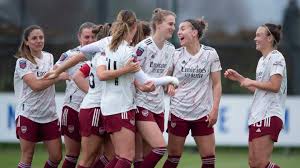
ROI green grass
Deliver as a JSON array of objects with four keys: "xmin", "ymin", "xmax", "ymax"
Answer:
[{"xmin": 1, "ymin": 144, "xmax": 299, "ymax": 168}]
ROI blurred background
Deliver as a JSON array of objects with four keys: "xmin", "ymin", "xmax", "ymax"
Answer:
[
  {"xmin": 0, "ymin": 0, "xmax": 299, "ymax": 167},
  {"xmin": 0, "ymin": 0, "xmax": 300, "ymax": 94}
]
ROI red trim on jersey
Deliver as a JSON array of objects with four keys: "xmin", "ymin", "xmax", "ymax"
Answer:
[{"xmin": 79, "ymin": 63, "xmax": 90, "ymax": 78}]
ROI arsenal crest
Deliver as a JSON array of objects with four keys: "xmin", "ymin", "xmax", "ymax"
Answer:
[
  {"xmin": 19, "ymin": 60, "xmax": 27, "ymax": 69},
  {"xmin": 21, "ymin": 126, "xmax": 27, "ymax": 133},
  {"xmin": 99, "ymin": 127, "xmax": 105, "ymax": 135},
  {"xmin": 171, "ymin": 122, "xmax": 176, "ymax": 128},
  {"xmin": 68, "ymin": 125, "xmax": 74, "ymax": 133},
  {"xmin": 142, "ymin": 110, "xmax": 149, "ymax": 117},
  {"xmin": 136, "ymin": 47, "xmax": 144, "ymax": 56}
]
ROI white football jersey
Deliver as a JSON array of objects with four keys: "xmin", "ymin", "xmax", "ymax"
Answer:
[
  {"xmin": 14, "ymin": 51, "xmax": 58, "ymax": 123},
  {"xmin": 248, "ymin": 50, "xmax": 287, "ymax": 125},
  {"xmin": 134, "ymin": 37, "xmax": 175, "ymax": 113},
  {"xmin": 56, "ymin": 46, "xmax": 86, "ymax": 112},
  {"xmin": 80, "ymin": 53, "xmax": 105, "ymax": 109},
  {"xmin": 100, "ymin": 40, "xmax": 136, "ymax": 116},
  {"xmin": 80, "ymin": 36, "xmax": 112, "ymax": 60},
  {"xmin": 170, "ymin": 46, "xmax": 222, "ymax": 121}
]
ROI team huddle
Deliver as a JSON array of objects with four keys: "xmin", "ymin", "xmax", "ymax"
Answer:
[{"xmin": 13, "ymin": 8, "xmax": 286, "ymax": 168}]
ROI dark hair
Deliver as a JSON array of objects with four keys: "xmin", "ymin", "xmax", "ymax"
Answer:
[
  {"xmin": 131, "ymin": 20, "xmax": 151, "ymax": 46},
  {"xmin": 184, "ymin": 18, "xmax": 208, "ymax": 39},
  {"xmin": 92, "ymin": 23, "xmax": 111, "ymax": 40},
  {"xmin": 109, "ymin": 10, "xmax": 137, "ymax": 51},
  {"xmin": 151, "ymin": 8, "xmax": 176, "ymax": 33},
  {"xmin": 78, "ymin": 22, "xmax": 96, "ymax": 36},
  {"xmin": 263, "ymin": 23, "xmax": 282, "ymax": 47},
  {"xmin": 15, "ymin": 25, "xmax": 44, "ymax": 64}
]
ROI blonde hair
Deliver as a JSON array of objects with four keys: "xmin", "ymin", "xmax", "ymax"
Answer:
[
  {"xmin": 15, "ymin": 25, "xmax": 44, "ymax": 64},
  {"xmin": 109, "ymin": 10, "xmax": 137, "ymax": 51},
  {"xmin": 151, "ymin": 8, "xmax": 176, "ymax": 33},
  {"xmin": 131, "ymin": 20, "xmax": 151, "ymax": 46}
]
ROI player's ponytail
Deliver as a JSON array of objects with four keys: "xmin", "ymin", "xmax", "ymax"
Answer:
[
  {"xmin": 263, "ymin": 23, "xmax": 282, "ymax": 47},
  {"xmin": 109, "ymin": 10, "xmax": 137, "ymax": 51}
]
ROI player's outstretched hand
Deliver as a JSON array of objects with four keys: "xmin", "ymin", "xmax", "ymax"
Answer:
[{"xmin": 224, "ymin": 69, "xmax": 244, "ymax": 82}]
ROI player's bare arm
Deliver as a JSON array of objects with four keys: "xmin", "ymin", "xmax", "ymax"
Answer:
[
  {"xmin": 23, "ymin": 72, "xmax": 68, "ymax": 92},
  {"xmin": 73, "ymin": 70, "xmax": 89, "ymax": 93},
  {"xmin": 44, "ymin": 53, "xmax": 86, "ymax": 79},
  {"xmin": 240, "ymin": 74, "xmax": 282, "ymax": 93},
  {"xmin": 207, "ymin": 71, "xmax": 222, "ymax": 127},
  {"xmin": 224, "ymin": 69, "xmax": 256, "ymax": 92}
]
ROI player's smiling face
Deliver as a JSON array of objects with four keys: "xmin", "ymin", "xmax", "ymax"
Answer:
[
  {"xmin": 78, "ymin": 28, "xmax": 96, "ymax": 46},
  {"xmin": 177, "ymin": 22, "xmax": 197, "ymax": 47},
  {"xmin": 25, "ymin": 29, "xmax": 44, "ymax": 53},
  {"xmin": 254, "ymin": 26, "xmax": 272, "ymax": 52},
  {"xmin": 156, "ymin": 15, "xmax": 175, "ymax": 40}
]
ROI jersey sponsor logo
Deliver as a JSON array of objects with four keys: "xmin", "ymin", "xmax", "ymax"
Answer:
[
  {"xmin": 273, "ymin": 61, "xmax": 283, "ymax": 67},
  {"xmin": 21, "ymin": 126, "xmax": 27, "ymax": 133},
  {"xmin": 150, "ymin": 62, "xmax": 167, "ymax": 68},
  {"xmin": 136, "ymin": 47, "xmax": 144, "ymax": 56},
  {"xmin": 37, "ymin": 71, "xmax": 47, "ymax": 77},
  {"xmin": 181, "ymin": 67, "xmax": 207, "ymax": 78},
  {"xmin": 68, "ymin": 125, "xmax": 75, "ymax": 133},
  {"xmin": 256, "ymin": 128, "xmax": 261, "ymax": 133},
  {"xmin": 19, "ymin": 60, "xmax": 27, "ymax": 69},
  {"xmin": 59, "ymin": 53, "xmax": 68, "ymax": 61},
  {"xmin": 142, "ymin": 109, "xmax": 149, "ymax": 117},
  {"xmin": 171, "ymin": 122, "xmax": 176, "ymax": 128},
  {"xmin": 149, "ymin": 62, "xmax": 167, "ymax": 74}
]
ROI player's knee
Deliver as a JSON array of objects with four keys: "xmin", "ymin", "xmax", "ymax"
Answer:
[
  {"xmin": 119, "ymin": 149, "xmax": 135, "ymax": 161},
  {"xmin": 21, "ymin": 150, "xmax": 34, "ymax": 163},
  {"xmin": 248, "ymin": 157, "xmax": 265, "ymax": 168},
  {"xmin": 49, "ymin": 151, "xmax": 62, "ymax": 163},
  {"xmin": 152, "ymin": 140, "xmax": 166, "ymax": 148}
]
